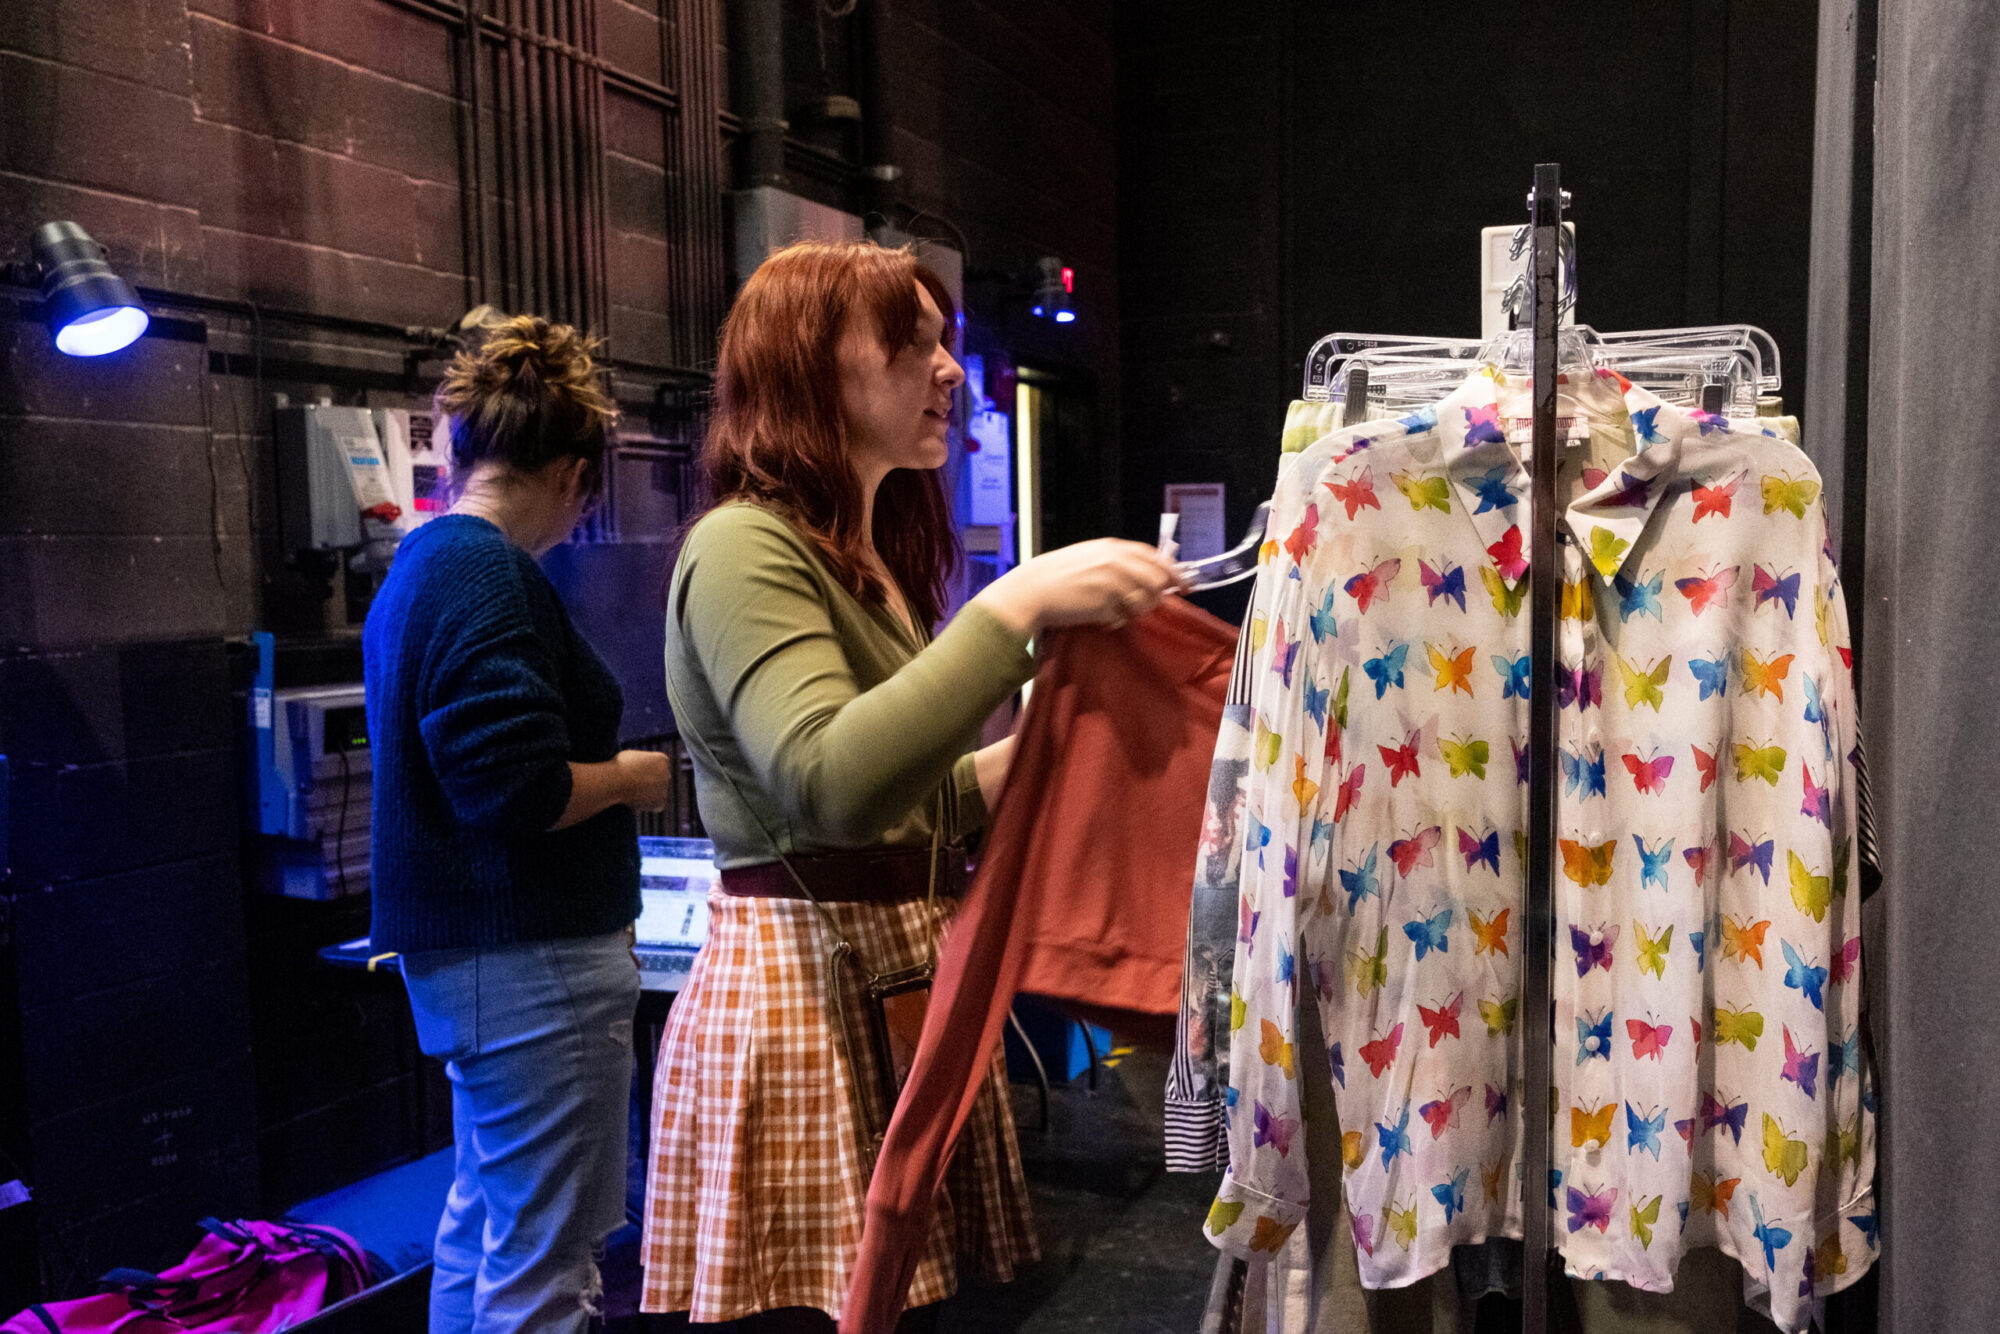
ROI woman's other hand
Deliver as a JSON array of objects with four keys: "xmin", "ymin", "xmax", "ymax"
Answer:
[
  {"xmin": 551, "ymin": 750, "xmax": 676, "ymax": 830},
  {"xmin": 972, "ymin": 733, "xmax": 1017, "ymax": 810},
  {"xmin": 614, "ymin": 750, "xmax": 677, "ymax": 812},
  {"xmin": 973, "ymin": 538, "xmax": 1186, "ymax": 636}
]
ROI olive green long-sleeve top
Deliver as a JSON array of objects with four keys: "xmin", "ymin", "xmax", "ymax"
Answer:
[{"xmin": 665, "ymin": 502, "xmax": 1038, "ymax": 869}]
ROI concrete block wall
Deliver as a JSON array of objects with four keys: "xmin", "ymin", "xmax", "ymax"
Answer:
[
  {"xmin": 186, "ymin": 0, "xmax": 470, "ymax": 326},
  {"xmin": 0, "ymin": 0, "xmax": 1127, "ymax": 1301},
  {"xmin": 0, "ymin": 639, "xmax": 258, "ymax": 1293},
  {"xmin": 885, "ymin": 0, "xmax": 1119, "ymax": 352}
]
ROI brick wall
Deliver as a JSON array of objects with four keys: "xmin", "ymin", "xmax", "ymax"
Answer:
[
  {"xmin": 0, "ymin": 0, "xmax": 1125, "ymax": 1300},
  {"xmin": 0, "ymin": 0, "xmax": 723, "ymax": 1295},
  {"xmin": 0, "ymin": 639, "xmax": 257, "ymax": 1293}
]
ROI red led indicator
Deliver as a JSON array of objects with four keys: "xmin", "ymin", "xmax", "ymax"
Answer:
[{"xmin": 1061, "ymin": 267, "xmax": 1074, "ymax": 293}]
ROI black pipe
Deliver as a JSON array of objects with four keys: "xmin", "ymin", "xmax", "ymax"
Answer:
[
  {"xmin": 542, "ymin": 0, "xmax": 565, "ymax": 321},
  {"xmin": 509, "ymin": 0, "xmax": 538, "ymax": 311},
  {"xmin": 668, "ymin": 0, "xmax": 726, "ymax": 369},
  {"xmin": 561, "ymin": 0, "xmax": 588, "ymax": 329},
  {"xmin": 503, "ymin": 0, "xmax": 530, "ymax": 308},
  {"xmin": 462, "ymin": 0, "xmax": 489, "ymax": 305},
  {"xmin": 545, "ymin": 0, "xmax": 575, "ymax": 321},
  {"xmin": 1521, "ymin": 161, "xmax": 1564, "ymax": 1334},
  {"xmin": 552, "ymin": 0, "xmax": 574, "ymax": 323},
  {"xmin": 581, "ymin": 0, "xmax": 609, "ymax": 333},
  {"xmin": 730, "ymin": 0, "xmax": 787, "ymax": 189},
  {"xmin": 532, "ymin": 0, "xmax": 556, "ymax": 314},
  {"xmin": 491, "ymin": 0, "xmax": 510, "ymax": 305},
  {"xmin": 855, "ymin": 0, "xmax": 901, "ymax": 226},
  {"xmin": 134, "ymin": 286, "xmax": 446, "ymax": 342}
]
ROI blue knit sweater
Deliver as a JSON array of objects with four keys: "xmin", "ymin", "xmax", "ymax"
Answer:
[{"xmin": 363, "ymin": 515, "xmax": 639, "ymax": 953}]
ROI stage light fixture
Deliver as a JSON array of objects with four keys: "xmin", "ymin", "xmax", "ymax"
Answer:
[
  {"xmin": 31, "ymin": 222, "xmax": 149, "ymax": 357},
  {"xmin": 1031, "ymin": 256, "xmax": 1075, "ymax": 324}
]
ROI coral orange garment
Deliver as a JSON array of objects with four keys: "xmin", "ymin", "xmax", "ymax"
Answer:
[
  {"xmin": 1012, "ymin": 610, "xmax": 1238, "ymax": 1019},
  {"xmin": 840, "ymin": 596, "xmax": 1236, "ymax": 1333}
]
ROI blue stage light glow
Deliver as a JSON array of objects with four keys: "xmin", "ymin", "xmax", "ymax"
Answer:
[{"xmin": 54, "ymin": 304, "xmax": 149, "ymax": 357}]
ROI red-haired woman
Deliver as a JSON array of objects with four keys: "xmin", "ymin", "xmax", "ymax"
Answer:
[{"xmin": 640, "ymin": 242, "xmax": 1179, "ymax": 1330}]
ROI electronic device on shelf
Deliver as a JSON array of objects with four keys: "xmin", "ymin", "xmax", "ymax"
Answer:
[
  {"xmin": 632, "ymin": 836, "xmax": 717, "ymax": 989},
  {"xmin": 318, "ymin": 836, "xmax": 718, "ymax": 996},
  {"xmin": 246, "ymin": 634, "xmax": 372, "ymax": 900}
]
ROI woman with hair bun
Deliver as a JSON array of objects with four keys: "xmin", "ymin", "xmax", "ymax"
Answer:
[
  {"xmin": 640, "ymin": 242, "xmax": 1182, "ymax": 1330},
  {"xmin": 364, "ymin": 315, "xmax": 677, "ymax": 1333}
]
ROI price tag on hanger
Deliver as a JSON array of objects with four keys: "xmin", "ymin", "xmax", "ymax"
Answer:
[{"xmin": 1481, "ymin": 222, "xmax": 1577, "ymax": 339}]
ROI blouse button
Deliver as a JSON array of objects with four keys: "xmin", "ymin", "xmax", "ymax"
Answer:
[
  {"xmin": 1588, "ymin": 929, "xmax": 1605, "ymax": 946},
  {"xmin": 1584, "ymin": 1035, "xmax": 1603, "ymax": 1054}
]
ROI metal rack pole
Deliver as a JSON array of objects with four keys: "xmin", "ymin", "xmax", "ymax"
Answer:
[{"xmin": 1521, "ymin": 161, "xmax": 1564, "ymax": 1334}]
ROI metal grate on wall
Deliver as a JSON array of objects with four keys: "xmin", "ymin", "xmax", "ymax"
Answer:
[{"xmin": 453, "ymin": 0, "xmax": 729, "ymax": 368}]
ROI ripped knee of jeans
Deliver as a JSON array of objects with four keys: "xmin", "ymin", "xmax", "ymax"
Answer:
[{"xmin": 577, "ymin": 1256, "xmax": 605, "ymax": 1319}]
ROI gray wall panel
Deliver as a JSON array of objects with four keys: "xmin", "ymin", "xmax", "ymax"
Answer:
[{"xmin": 1862, "ymin": 0, "xmax": 2000, "ymax": 1325}]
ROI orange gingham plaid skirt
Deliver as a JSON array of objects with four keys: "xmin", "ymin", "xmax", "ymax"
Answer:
[{"xmin": 639, "ymin": 889, "xmax": 1039, "ymax": 1321}]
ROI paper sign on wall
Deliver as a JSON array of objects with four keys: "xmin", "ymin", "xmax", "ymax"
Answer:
[
  {"xmin": 967, "ymin": 407, "xmax": 1013, "ymax": 526},
  {"xmin": 1164, "ymin": 483, "xmax": 1227, "ymax": 562}
]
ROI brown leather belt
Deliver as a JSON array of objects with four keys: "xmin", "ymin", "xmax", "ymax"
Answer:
[{"xmin": 717, "ymin": 844, "xmax": 970, "ymax": 903}]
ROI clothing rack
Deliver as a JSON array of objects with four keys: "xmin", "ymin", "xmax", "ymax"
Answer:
[
  {"xmin": 1287, "ymin": 165, "xmax": 1570, "ymax": 1331},
  {"xmin": 1521, "ymin": 160, "xmax": 1564, "ymax": 1334},
  {"xmin": 1271, "ymin": 166, "xmax": 1814, "ymax": 1334}
]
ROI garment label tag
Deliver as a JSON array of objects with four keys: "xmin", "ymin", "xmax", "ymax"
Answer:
[{"xmin": 1504, "ymin": 417, "xmax": 1594, "ymax": 445}]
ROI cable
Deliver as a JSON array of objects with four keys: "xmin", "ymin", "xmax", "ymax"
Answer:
[
  {"xmin": 247, "ymin": 299, "xmax": 265, "ymax": 451},
  {"xmin": 224, "ymin": 313, "xmax": 254, "ymax": 541},
  {"xmin": 333, "ymin": 746, "xmax": 353, "ymax": 899},
  {"xmin": 901, "ymin": 207, "xmax": 971, "ymax": 274},
  {"xmin": 199, "ymin": 308, "xmax": 228, "ymax": 595}
]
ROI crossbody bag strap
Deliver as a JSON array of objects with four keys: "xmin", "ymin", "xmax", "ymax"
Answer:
[
  {"xmin": 665, "ymin": 660, "xmax": 945, "ymax": 1173},
  {"xmin": 662, "ymin": 665, "xmax": 944, "ymax": 966}
]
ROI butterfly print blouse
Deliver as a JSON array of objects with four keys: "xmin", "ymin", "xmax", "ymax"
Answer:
[{"xmin": 1202, "ymin": 367, "xmax": 1876, "ymax": 1334}]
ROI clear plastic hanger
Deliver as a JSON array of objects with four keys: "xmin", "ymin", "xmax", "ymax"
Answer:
[
  {"xmin": 1178, "ymin": 502, "xmax": 1273, "ymax": 592},
  {"xmin": 1327, "ymin": 330, "xmax": 1765, "ymax": 421},
  {"xmin": 1302, "ymin": 333, "xmax": 1482, "ymax": 401},
  {"xmin": 1303, "ymin": 324, "xmax": 1781, "ymax": 409},
  {"xmin": 1596, "ymin": 324, "xmax": 1779, "ymax": 393}
]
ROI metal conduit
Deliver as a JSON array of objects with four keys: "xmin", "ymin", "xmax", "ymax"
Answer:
[
  {"xmin": 584, "ymin": 0, "xmax": 610, "ymax": 331},
  {"xmin": 445, "ymin": 0, "xmax": 717, "ymax": 350},
  {"xmin": 668, "ymin": 0, "xmax": 729, "ymax": 369},
  {"xmin": 730, "ymin": 0, "xmax": 788, "ymax": 190}
]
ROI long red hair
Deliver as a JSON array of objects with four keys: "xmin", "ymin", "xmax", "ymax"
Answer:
[{"xmin": 700, "ymin": 241, "xmax": 960, "ymax": 627}]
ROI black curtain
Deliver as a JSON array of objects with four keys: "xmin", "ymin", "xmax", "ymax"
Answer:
[{"xmin": 1811, "ymin": 0, "xmax": 2000, "ymax": 1325}]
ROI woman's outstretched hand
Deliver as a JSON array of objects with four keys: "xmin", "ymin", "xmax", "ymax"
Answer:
[{"xmin": 972, "ymin": 538, "xmax": 1187, "ymax": 637}]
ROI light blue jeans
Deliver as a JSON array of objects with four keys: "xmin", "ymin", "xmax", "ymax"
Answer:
[{"xmin": 402, "ymin": 930, "xmax": 640, "ymax": 1334}]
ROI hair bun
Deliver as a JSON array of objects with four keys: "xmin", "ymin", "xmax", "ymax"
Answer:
[{"xmin": 434, "ymin": 312, "xmax": 617, "ymax": 480}]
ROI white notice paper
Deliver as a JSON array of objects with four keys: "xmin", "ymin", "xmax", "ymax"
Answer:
[{"xmin": 1164, "ymin": 483, "xmax": 1227, "ymax": 562}]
